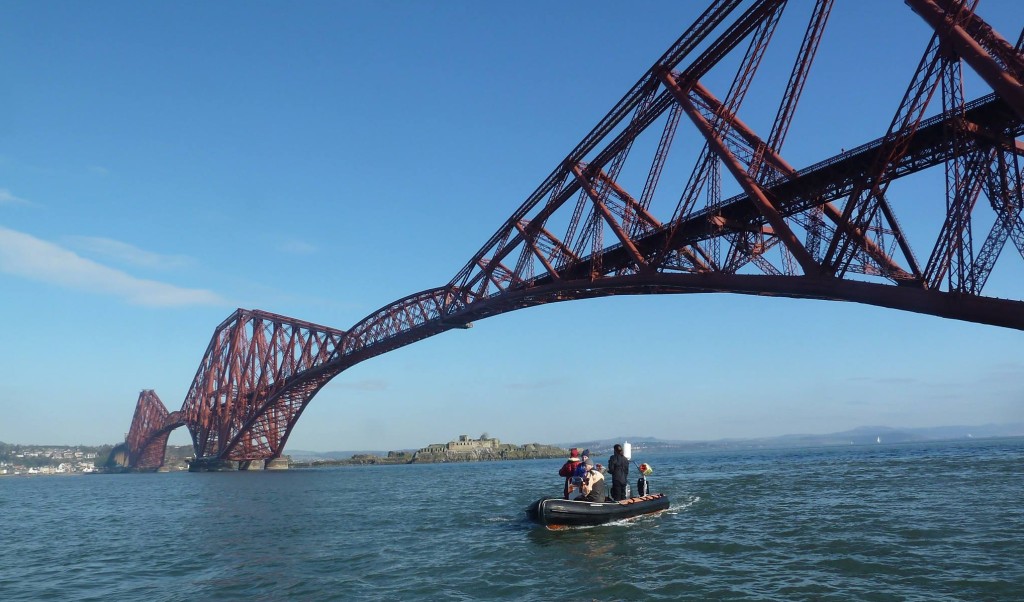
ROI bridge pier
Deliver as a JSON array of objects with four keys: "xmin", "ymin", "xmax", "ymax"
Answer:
[
  {"xmin": 185, "ymin": 457, "xmax": 289, "ymax": 471},
  {"xmin": 187, "ymin": 458, "xmax": 238, "ymax": 472}
]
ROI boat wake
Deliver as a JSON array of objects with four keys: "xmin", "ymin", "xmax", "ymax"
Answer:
[
  {"xmin": 595, "ymin": 494, "xmax": 701, "ymax": 529},
  {"xmin": 667, "ymin": 494, "xmax": 700, "ymax": 513}
]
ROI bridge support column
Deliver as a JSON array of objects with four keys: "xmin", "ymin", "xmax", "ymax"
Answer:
[
  {"xmin": 187, "ymin": 458, "xmax": 237, "ymax": 472},
  {"xmin": 265, "ymin": 458, "xmax": 290, "ymax": 470}
]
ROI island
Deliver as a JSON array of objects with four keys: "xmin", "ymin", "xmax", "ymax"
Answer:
[{"xmin": 290, "ymin": 434, "xmax": 567, "ymax": 468}]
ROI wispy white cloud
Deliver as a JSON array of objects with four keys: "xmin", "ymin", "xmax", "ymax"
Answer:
[
  {"xmin": 986, "ymin": 361, "xmax": 1024, "ymax": 378},
  {"xmin": 67, "ymin": 235, "xmax": 194, "ymax": 270},
  {"xmin": 0, "ymin": 189, "xmax": 32, "ymax": 206},
  {"xmin": 504, "ymin": 378, "xmax": 563, "ymax": 390},
  {"xmin": 846, "ymin": 375, "xmax": 919, "ymax": 385},
  {"xmin": 278, "ymin": 239, "xmax": 316, "ymax": 255},
  {"xmin": 0, "ymin": 225, "xmax": 227, "ymax": 307}
]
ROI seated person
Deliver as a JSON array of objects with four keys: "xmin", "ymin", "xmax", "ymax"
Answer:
[
  {"xmin": 574, "ymin": 460, "xmax": 606, "ymax": 502},
  {"xmin": 570, "ymin": 449, "xmax": 591, "ymax": 482}
]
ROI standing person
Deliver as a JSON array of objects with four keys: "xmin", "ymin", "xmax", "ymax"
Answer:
[
  {"xmin": 571, "ymin": 449, "xmax": 591, "ymax": 483},
  {"xmin": 608, "ymin": 443, "xmax": 630, "ymax": 501},
  {"xmin": 574, "ymin": 460, "xmax": 606, "ymax": 502},
  {"xmin": 558, "ymin": 448, "xmax": 582, "ymax": 499}
]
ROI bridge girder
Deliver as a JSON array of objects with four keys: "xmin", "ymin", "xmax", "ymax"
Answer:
[{"xmin": 123, "ymin": 0, "xmax": 1024, "ymax": 468}]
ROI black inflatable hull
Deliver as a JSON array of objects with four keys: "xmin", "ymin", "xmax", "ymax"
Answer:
[{"xmin": 525, "ymin": 494, "xmax": 669, "ymax": 527}]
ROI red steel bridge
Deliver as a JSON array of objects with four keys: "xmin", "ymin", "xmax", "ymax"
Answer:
[{"xmin": 122, "ymin": 0, "xmax": 1024, "ymax": 470}]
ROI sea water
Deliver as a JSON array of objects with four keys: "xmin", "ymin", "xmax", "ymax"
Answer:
[{"xmin": 1, "ymin": 437, "xmax": 1021, "ymax": 600}]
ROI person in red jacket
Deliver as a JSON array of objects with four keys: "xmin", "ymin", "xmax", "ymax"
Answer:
[{"xmin": 558, "ymin": 448, "xmax": 582, "ymax": 499}]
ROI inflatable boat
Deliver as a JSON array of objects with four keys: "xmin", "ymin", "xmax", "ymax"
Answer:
[{"xmin": 525, "ymin": 493, "xmax": 670, "ymax": 527}]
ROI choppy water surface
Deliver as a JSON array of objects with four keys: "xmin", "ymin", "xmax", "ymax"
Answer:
[{"xmin": 2, "ymin": 438, "xmax": 1022, "ymax": 600}]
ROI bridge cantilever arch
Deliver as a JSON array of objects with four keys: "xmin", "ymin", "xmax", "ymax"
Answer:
[{"xmin": 122, "ymin": 0, "xmax": 1024, "ymax": 470}]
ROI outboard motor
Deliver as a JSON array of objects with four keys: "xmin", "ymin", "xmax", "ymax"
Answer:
[{"xmin": 636, "ymin": 475, "xmax": 649, "ymax": 496}]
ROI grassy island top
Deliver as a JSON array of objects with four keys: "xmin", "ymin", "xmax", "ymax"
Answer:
[{"xmin": 291, "ymin": 434, "xmax": 567, "ymax": 468}]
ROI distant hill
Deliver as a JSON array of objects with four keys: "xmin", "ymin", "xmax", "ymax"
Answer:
[
  {"xmin": 560, "ymin": 423, "xmax": 1024, "ymax": 457},
  {"xmin": 286, "ymin": 449, "xmax": 404, "ymax": 462},
  {"xmin": 287, "ymin": 423, "xmax": 1024, "ymax": 461}
]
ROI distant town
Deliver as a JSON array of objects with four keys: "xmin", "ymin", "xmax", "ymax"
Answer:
[
  {"xmin": 0, "ymin": 434, "xmax": 568, "ymax": 475},
  {"xmin": 0, "ymin": 442, "xmax": 109, "ymax": 476},
  {"xmin": 4, "ymin": 423, "xmax": 1022, "ymax": 476}
]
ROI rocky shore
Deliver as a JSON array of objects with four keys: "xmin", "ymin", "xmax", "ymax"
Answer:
[{"xmin": 290, "ymin": 435, "xmax": 567, "ymax": 468}]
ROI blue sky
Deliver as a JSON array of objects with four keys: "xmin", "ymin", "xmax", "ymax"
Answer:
[{"xmin": 1, "ymin": 1, "xmax": 1022, "ymax": 452}]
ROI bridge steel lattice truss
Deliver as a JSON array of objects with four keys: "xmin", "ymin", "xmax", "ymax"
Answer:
[{"xmin": 125, "ymin": 0, "xmax": 1024, "ymax": 470}]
